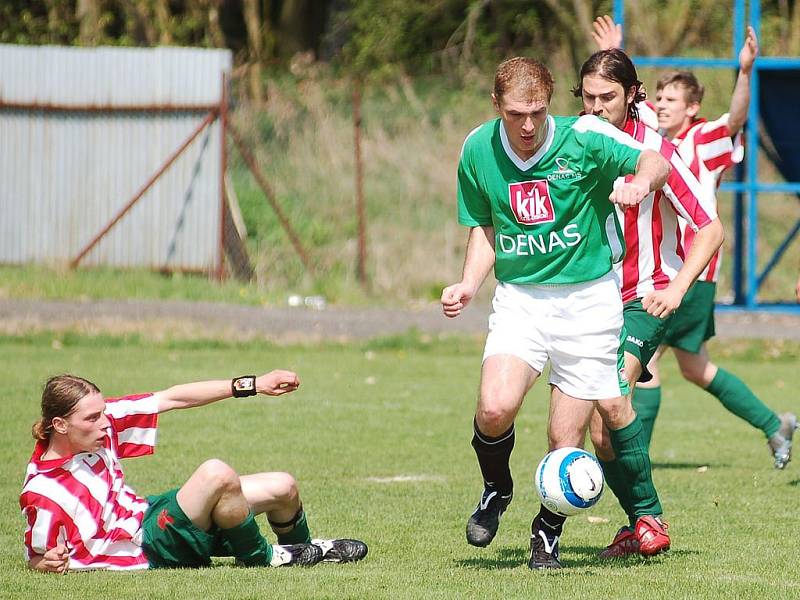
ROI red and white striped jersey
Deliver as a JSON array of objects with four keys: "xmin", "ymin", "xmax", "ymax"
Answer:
[
  {"xmin": 20, "ymin": 393, "xmax": 159, "ymax": 571},
  {"xmin": 614, "ymin": 118, "xmax": 717, "ymax": 303},
  {"xmin": 671, "ymin": 114, "xmax": 744, "ymax": 282},
  {"xmin": 636, "ymin": 101, "xmax": 659, "ymax": 131}
]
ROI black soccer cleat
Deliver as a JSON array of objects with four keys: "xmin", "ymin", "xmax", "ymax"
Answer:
[
  {"xmin": 270, "ymin": 543, "xmax": 324, "ymax": 567},
  {"xmin": 466, "ymin": 488, "xmax": 512, "ymax": 547},
  {"xmin": 312, "ymin": 538, "xmax": 368, "ymax": 563},
  {"xmin": 528, "ymin": 518, "xmax": 563, "ymax": 570}
]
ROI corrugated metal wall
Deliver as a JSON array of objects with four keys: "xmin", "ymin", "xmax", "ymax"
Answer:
[{"xmin": 0, "ymin": 45, "xmax": 232, "ymax": 272}]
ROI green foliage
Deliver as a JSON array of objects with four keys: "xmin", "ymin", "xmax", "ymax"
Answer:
[{"xmin": 2, "ymin": 334, "xmax": 800, "ymax": 598}]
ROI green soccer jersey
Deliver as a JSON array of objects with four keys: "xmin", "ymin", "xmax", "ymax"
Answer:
[{"xmin": 457, "ymin": 114, "xmax": 644, "ymax": 284}]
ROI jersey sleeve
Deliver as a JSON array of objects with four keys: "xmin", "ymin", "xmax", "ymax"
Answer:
[
  {"xmin": 574, "ymin": 115, "xmax": 643, "ymax": 181},
  {"xmin": 104, "ymin": 393, "xmax": 159, "ymax": 458},
  {"xmin": 641, "ymin": 126, "xmax": 717, "ymax": 232},
  {"xmin": 456, "ymin": 133, "xmax": 493, "ymax": 227},
  {"xmin": 637, "ymin": 101, "xmax": 659, "ymax": 131},
  {"xmin": 20, "ymin": 492, "xmax": 72, "ymax": 560},
  {"xmin": 662, "ymin": 148, "xmax": 717, "ymax": 232},
  {"xmin": 692, "ymin": 113, "xmax": 744, "ymax": 175}
]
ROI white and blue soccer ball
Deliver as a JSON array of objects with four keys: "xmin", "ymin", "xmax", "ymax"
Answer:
[{"xmin": 534, "ymin": 447, "xmax": 604, "ymax": 517}]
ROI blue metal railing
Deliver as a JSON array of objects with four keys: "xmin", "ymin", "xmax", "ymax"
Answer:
[{"xmin": 614, "ymin": 0, "xmax": 800, "ymax": 311}]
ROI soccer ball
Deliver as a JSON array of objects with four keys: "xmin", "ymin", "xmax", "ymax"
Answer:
[{"xmin": 534, "ymin": 447, "xmax": 604, "ymax": 517}]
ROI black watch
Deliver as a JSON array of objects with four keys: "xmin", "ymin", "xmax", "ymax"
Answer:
[{"xmin": 232, "ymin": 375, "xmax": 257, "ymax": 397}]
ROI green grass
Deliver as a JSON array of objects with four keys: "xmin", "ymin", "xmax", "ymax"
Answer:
[
  {"xmin": 0, "ymin": 264, "xmax": 281, "ymax": 305},
  {"xmin": 1, "ymin": 333, "xmax": 799, "ymax": 598}
]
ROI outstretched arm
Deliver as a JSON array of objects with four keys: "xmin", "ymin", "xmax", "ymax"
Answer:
[
  {"xmin": 591, "ymin": 15, "xmax": 623, "ymax": 50},
  {"xmin": 727, "ymin": 26, "xmax": 759, "ymax": 136},
  {"xmin": 155, "ymin": 370, "xmax": 300, "ymax": 413}
]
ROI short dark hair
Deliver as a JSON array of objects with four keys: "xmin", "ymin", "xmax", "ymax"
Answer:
[
  {"xmin": 572, "ymin": 49, "xmax": 646, "ymax": 121},
  {"xmin": 656, "ymin": 71, "xmax": 704, "ymax": 105},
  {"xmin": 494, "ymin": 57, "xmax": 554, "ymax": 103}
]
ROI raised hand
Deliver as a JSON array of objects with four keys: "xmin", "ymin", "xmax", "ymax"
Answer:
[
  {"xmin": 591, "ymin": 15, "xmax": 623, "ymax": 51},
  {"xmin": 739, "ymin": 26, "xmax": 759, "ymax": 74}
]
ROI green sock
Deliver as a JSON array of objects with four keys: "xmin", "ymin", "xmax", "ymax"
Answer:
[
  {"xmin": 706, "ymin": 368, "xmax": 781, "ymax": 438},
  {"xmin": 274, "ymin": 510, "xmax": 311, "ymax": 545},
  {"xmin": 609, "ymin": 416, "xmax": 662, "ymax": 517},
  {"xmin": 599, "ymin": 458, "xmax": 636, "ymax": 527},
  {"xmin": 221, "ymin": 512, "xmax": 273, "ymax": 566},
  {"xmin": 632, "ymin": 386, "xmax": 662, "ymax": 449}
]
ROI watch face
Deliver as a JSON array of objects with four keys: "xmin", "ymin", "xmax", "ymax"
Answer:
[{"xmin": 233, "ymin": 377, "xmax": 255, "ymax": 392}]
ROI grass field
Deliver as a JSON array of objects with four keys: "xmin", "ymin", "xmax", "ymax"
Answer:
[{"xmin": 1, "ymin": 332, "xmax": 799, "ymax": 599}]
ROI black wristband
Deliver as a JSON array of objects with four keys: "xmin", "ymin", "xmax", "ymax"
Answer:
[{"xmin": 232, "ymin": 375, "xmax": 257, "ymax": 397}]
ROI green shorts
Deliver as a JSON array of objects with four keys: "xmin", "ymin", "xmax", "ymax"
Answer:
[
  {"xmin": 142, "ymin": 488, "xmax": 232, "ymax": 569},
  {"xmin": 623, "ymin": 299, "xmax": 672, "ymax": 383},
  {"xmin": 662, "ymin": 281, "xmax": 716, "ymax": 354}
]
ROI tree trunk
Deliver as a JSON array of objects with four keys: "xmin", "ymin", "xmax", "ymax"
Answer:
[
  {"xmin": 134, "ymin": 0, "xmax": 157, "ymax": 45},
  {"xmin": 76, "ymin": 0, "xmax": 101, "ymax": 45},
  {"xmin": 243, "ymin": 0, "xmax": 264, "ymax": 103},
  {"xmin": 154, "ymin": 0, "xmax": 172, "ymax": 45},
  {"xmin": 278, "ymin": 0, "xmax": 310, "ymax": 57},
  {"xmin": 207, "ymin": 0, "xmax": 226, "ymax": 48}
]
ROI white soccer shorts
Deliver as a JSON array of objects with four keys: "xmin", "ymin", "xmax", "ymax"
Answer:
[{"xmin": 482, "ymin": 271, "xmax": 629, "ymax": 400}]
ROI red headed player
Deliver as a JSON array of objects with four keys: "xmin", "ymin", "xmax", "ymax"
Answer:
[{"xmin": 21, "ymin": 373, "xmax": 367, "ymax": 572}]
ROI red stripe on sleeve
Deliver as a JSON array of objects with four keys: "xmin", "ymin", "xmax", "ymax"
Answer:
[
  {"xmin": 117, "ymin": 442, "xmax": 156, "ymax": 458},
  {"xmin": 693, "ymin": 122, "xmax": 731, "ymax": 145},
  {"xmin": 665, "ymin": 168, "xmax": 712, "ymax": 230},
  {"xmin": 703, "ymin": 152, "xmax": 733, "ymax": 173}
]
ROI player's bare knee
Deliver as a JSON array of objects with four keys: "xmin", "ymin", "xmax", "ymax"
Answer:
[
  {"xmin": 597, "ymin": 400, "xmax": 632, "ymax": 430},
  {"xmin": 269, "ymin": 472, "xmax": 300, "ymax": 505},
  {"xmin": 197, "ymin": 459, "xmax": 240, "ymax": 493},
  {"xmin": 475, "ymin": 405, "xmax": 513, "ymax": 435},
  {"xmin": 679, "ymin": 363, "xmax": 705, "ymax": 386}
]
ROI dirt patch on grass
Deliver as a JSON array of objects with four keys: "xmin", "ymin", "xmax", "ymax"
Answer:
[{"xmin": 1, "ymin": 298, "xmax": 798, "ymax": 343}]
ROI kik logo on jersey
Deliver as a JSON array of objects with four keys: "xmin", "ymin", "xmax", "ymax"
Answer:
[{"xmin": 508, "ymin": 180, "xmax": 554, "ymax": 226}]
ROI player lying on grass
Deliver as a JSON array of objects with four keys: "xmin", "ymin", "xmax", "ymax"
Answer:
[
  {"xmin": 592, "ymin": 15, "xmax": 797, "ymax": 470},
  {"xmin": 21, "ymin": 372, "xmax": 367, "ymax": 572},
  {"xmin": 441, "ymin": 56, "xmax": 671, "ymax": 569},
  {"xmin": 572, "ymin": 47, "xmax": 723, "ymax": 558}
]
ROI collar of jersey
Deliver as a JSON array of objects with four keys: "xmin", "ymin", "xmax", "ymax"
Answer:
[
  {"xmin": 499, "ymin": 115, "xmax": 555, "ymax": 171},
  {"xmin": 675, "ymin": 117, "xmax": 707, "ymax": 141},
  {"xmin": 30, "ymin": 435, "xmax": 110, "ymax": 471},
  {"xmin": 30, "ymin": 439, "xmax": 74, "ymax": 471}
]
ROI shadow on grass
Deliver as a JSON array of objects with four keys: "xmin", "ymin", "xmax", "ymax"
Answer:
[
  {"xmin": 788, "ymin": 479, "xmax": 800, "ymax": 487},
  {"xmin": 651, "ymin": 461, "xmax": 730, "ymax": 470},
  {"xmin": 455, "ymin": 545, "xmax": 698, "ymax": 571}
]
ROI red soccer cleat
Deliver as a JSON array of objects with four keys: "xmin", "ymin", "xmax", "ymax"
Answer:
[
  {"xmin": 598, "ymin": 526, "xmax": 640, "ymax": 559},
  {"xmin": 635, "ymin": 515, "xmax": 670, "ymax": 556}
]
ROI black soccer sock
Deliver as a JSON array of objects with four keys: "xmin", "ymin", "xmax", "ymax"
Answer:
[
  {"xmin": 269, "ymin": 507, "xmax": 311, "ymax": 545},
  {"xmin": 533, "ymin": 506, "xmax": 567, "ymax": 536},
  {"xmin": 471, "ymin": 419, "xmax": 515, "ymax": 495}
]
